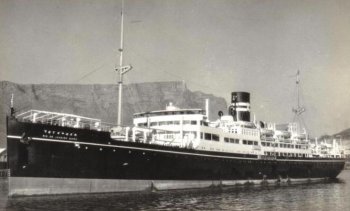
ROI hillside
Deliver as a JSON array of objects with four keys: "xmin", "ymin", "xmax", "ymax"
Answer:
[
  {"xmin": 0, "ymin": 81, "xmax": 227, "ymax": 148},
  {"xmin": 318, "ymin": 128, "xmax": 350, "ymax": 142},
  {"xmin": 318, "ymin": 128, "xmax": 350, "ymax": 151},
  {"xmin": 335, "ymin": 128, "xmax": 350, "ymax": 140}
]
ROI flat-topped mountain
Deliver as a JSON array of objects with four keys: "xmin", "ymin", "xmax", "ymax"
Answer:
[{"xmin": 0, "ymin": 81, "xmax": 227, "ymax": 148}]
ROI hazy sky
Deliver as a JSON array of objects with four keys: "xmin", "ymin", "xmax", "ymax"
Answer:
[{"xmin": 1, "ymin": 0, "xmax": 350, "ymax": 137}]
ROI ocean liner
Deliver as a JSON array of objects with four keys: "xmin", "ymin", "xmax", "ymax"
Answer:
[{"xmin": 6, "ymin": 2, "xmax": 346, "ymax": 196}]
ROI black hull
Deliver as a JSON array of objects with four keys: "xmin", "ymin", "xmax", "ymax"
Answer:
[{"xmin": 6, "ymin": 118, "xmax": 346, "ymax": 195}]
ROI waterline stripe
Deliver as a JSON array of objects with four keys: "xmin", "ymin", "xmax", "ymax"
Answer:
[{"xmin": 7, "ymin": 135, "xmax": 345, "ymax": 163}]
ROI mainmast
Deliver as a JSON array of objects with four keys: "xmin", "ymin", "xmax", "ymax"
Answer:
[
  {"xmin": 292, "ymin": 70, "xmax": 305, "ymax": 117},
  {"xmin": 115, "ymin": 0, "xmax": 132, "ymax": 126},
  {"xmin": 292, "ymin": 70, "xmax": 307, "ymax": 135}
]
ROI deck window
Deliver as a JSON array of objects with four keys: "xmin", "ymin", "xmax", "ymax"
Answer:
[
  {"xmin": 212, "ymin": 134, "xmax": 219, "ymax": 141},
  {"xmin": 200, "ymin": 121, "xmax": 209, "ymax": 126},
  {"xmin": 230, "ymin": 138, "xmax": 239, "ymax": 144},
  {"xmin": 204, "ymin": 133, "xmax": 220, "ymax": 141},
  {"xmin": 224, "ymin": 138, "xmax": 239, "ymax": 144},
  {"xmin": 204, "ymin": 133, "xmax": 211, "ymax": 140},
  {"xmin": 183, "ymin": 131, "xmax": 197, "ymax": 139},
  {"xmin": 138, "ymin": 123, "xmax": 147, "ymax": 127},
  {"xmin": 183, "ymin": 120, "xmax": 191, "ymax": 125}
]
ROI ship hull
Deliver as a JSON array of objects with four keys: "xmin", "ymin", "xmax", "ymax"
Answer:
[{"xmin": 6, "ymin": 118, "xmax": 345, "ymax": 196}]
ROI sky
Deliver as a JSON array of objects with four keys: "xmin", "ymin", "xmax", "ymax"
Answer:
[{"xmin": 1, "ymin": 0, "xmax": 350, "ymax": 137}]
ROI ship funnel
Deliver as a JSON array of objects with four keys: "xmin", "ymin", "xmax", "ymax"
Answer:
[
  {"xmin": 228, "ymin": 92, "xmax": 251, "ymax": 122},
  {"xmin": 10, "ymin": 93, "xmax": 15, "ymax": 117}
]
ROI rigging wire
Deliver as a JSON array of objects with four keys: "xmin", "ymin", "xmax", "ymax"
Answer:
[
  {"xmin": 126, "ymin": 48, "xmax": 225, "ymax": 95},
  {"xmin": 74, "ymin": 63, "xmax": 107, "ymax": 83}
]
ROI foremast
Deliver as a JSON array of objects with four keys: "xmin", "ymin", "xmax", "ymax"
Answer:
[{"xmin": 115, "ymin": 0, "xmax": 132, "ymax": 126}]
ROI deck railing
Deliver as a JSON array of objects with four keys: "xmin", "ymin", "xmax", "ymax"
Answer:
[{"xmin": 16, "ymin": 110, "xmax": 116, "ymax": 132}]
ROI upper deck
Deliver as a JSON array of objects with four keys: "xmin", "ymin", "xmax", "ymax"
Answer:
[
  {"xmin": 133, "ymin": 108, "xmax": 205, "ymax": 118},
  {"xmin": 16, "ymin": 110, "xmax": 114, "ymax": 132}
]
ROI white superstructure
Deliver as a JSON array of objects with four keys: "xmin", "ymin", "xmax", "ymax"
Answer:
[
  {"xmin": 131, "ymin": 99, "xmax": 344, "ymax": 159},
  {"xmin": 16, "ymin": 103, "xmax": 344, "ymax": 159}
]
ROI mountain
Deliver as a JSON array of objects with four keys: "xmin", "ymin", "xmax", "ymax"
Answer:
[
  {"xmin": 335, "ymin": 128, "xmax": 350, "ymax": 140},
  {"xmin": 317, "ymin": 128, "xmax": 350, "ymax": 151},
  {"xmin": 0, "ymin": 81, "xmax": 227, "ymax": 148},
  {"xmin": 318, "ymin": 128, "xmax": 350, "ymax": 142}
]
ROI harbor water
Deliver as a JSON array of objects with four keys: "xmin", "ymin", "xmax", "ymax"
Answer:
[{"xmin": 0, "ymin": 170, "xmax": 349, "ymax": 211}]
